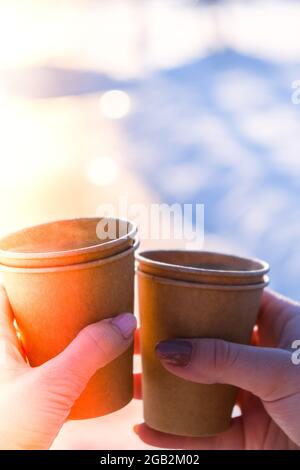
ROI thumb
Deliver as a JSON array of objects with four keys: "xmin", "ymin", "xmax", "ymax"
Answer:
[
  {"xmin": 155, "ymin": 338, "xmax": 297, "ymax": 402},
  {"xmin": 40, "ymin": 313, "xmax": 136, "ymax": 400}
]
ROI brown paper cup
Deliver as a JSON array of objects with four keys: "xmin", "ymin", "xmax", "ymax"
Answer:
[
  {"xmin": 0, "ymin": 217, "xmax": 137, "ymax": 268},
  {"xmin": 1, "ymin": 242, "xmax": 138, "ymax": 419},
  {"xmin": 137, "ymin": 251, "xmax": 269, "ymax": 437},
  {"xmin": 136, "ymin": 250, "xmax": 269, "ymax": 285}
]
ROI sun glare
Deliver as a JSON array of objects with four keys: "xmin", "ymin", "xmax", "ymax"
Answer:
[{"xmin": 86, "ymin": 156, "xmax": 119, "ymax": 187}]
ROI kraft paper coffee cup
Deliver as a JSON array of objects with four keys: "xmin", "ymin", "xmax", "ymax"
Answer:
[
  {"xmin": 137, "ymin": 250, "xmax": 269, "ymax": 437},
  {"xmin": 0, "ymin": 217, "xmax": 137, "ymax": 268},
  {"xmin": 1, "ymin": 241, "xmax": 138, "ymax": 419},
  {"xmin": 136, "ymin": 250, "xmax": 269, "ymax": 286}
]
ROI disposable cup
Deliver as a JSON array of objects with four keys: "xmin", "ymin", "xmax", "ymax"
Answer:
[{"xmin": 137, "ymin": 250, "xmax": 269, "ymax": 436}]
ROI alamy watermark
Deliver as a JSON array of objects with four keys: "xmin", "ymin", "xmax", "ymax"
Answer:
[
  {"xmin": 95, "ymin": 197, "xmax": 204, "ymax": 249},
  {"xmin": 291, "ymin": 340, "xmax": 300, "ymax": 365},
  {"xmin": 291, "ymin": 80, "xmax": 300, "ymax": 104}
]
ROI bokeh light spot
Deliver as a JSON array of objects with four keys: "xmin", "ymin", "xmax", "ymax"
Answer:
[{"xmin": 99, "ymin": 90, "xmax": 131, "ymax": 119}]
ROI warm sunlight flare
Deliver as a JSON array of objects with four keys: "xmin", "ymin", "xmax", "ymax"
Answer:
[
  {"xmin": 0, "ymin": 99, "xmax": 58, "ymax": 186},
  {"xmin": 86, "ymin": 156, "xmax": 119, "ymax": 186}
]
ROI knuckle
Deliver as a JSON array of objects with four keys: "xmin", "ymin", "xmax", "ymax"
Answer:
[
  {"xmin": 210, "ymin": 339, "xmax": 238, "ymax": 380},
  {"xmin": 81, "ymin": 324, "xmax": 115, "ymax": 364},
  {"xmin": 212, "ymin": 340, "xmax": 228, "ymax": 372}
]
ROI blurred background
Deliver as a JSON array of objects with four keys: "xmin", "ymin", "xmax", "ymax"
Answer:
[{"xmin": 1, "ymin": 0, "xmax": 300, "ymax": 449}]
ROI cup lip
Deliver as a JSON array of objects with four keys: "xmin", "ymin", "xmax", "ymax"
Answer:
[
  {"xmin": 136, "ymin": 249, "xmax": 269, "ymax": 279},
  {"xmin": 0, "ymin": 217, "xmax": 137, "ymax": 262},
  {"xmin": 137, "ymin": 269, "xmax": 269, "ymax": 291},
  {"xmin": 0, "ymin": 239, "xmax": 139, "ymax": 274}
]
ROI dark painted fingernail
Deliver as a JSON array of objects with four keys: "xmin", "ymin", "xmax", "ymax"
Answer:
[{"xmin": 155, "ymin": 340, "xmax": 193, "ymax": 367}]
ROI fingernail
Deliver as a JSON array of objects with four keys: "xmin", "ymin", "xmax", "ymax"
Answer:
[
  {"xmin": 111, "ymin": 313, "xmax": 137, "ymax": 339},
  {"xmin": 155, "ymin": 340, "xmax": 193, "ymax": 367}
]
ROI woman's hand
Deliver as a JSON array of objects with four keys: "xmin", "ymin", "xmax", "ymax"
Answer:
[
  {"xmin": 134, "ymin": 290, "xmax": 300, "ymax": 449},
  {"xmin": 0, "ymin": 286, "xmax": 136, "ymax": 450}
]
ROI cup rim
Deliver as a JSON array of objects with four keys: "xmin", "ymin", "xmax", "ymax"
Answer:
[
  {"xmin": 137, "ymin": 269, "xmax": 269, "ymax": 291},
  {"xmin": 136, "ymin": 249, "xmax": 269, "ymax": 279},
  {"xmin": 0, "ymin": 217, "xmax": 137, "ymax": 262},
  {"xmin": 0, "ymin": 239, "xmax": 139, "ymax": 274}
]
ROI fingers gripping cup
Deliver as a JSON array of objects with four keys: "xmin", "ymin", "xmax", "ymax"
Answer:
[
  {"xmin": 136, "ymin": 250, "xmax": 269, "ymax": 437},
  {"xmin": 0, "ymin": 217, "xmax": 138, "ymax": 419}
]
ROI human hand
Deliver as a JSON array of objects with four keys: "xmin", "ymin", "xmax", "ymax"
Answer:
[
  {"xmin": 0, "ymin": 286, "xmax": 136, "ymax": 450},
  {"xmin": 135, "ymin": 290, "xmax": 300, "ymax": 449}
]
